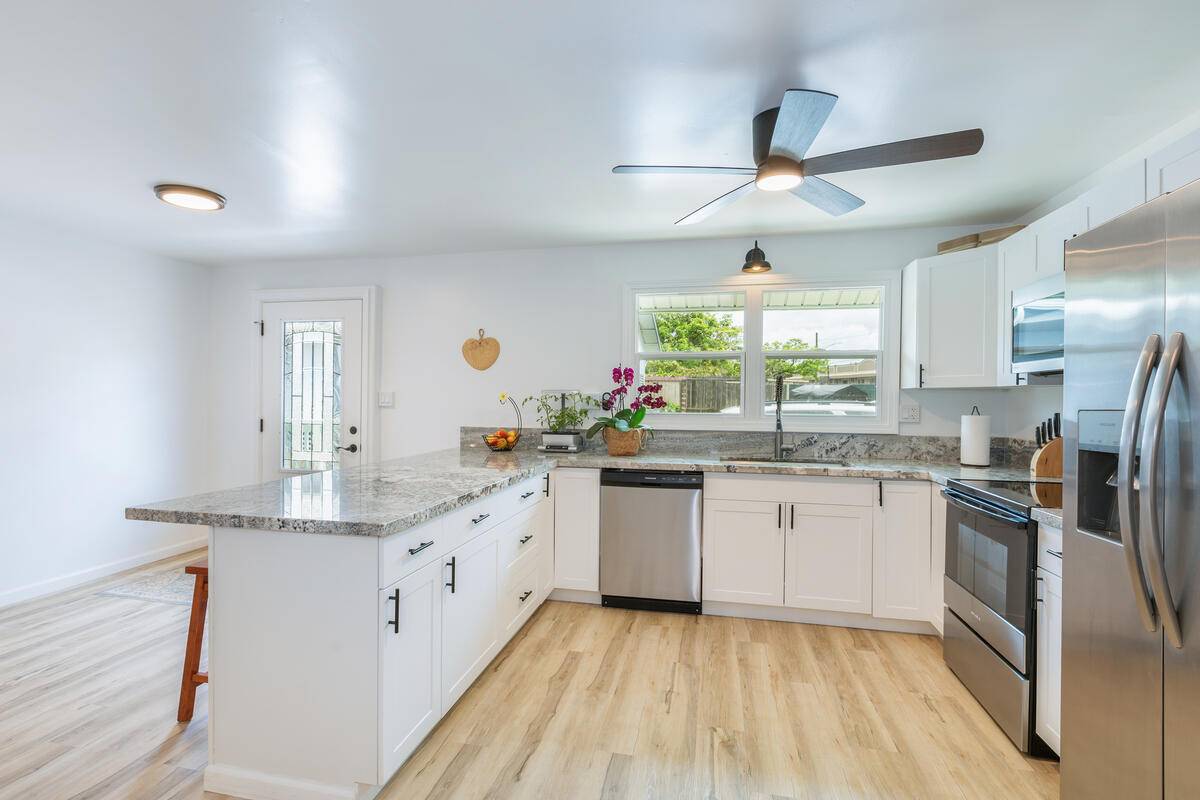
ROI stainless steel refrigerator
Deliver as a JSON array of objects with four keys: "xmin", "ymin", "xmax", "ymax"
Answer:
[{"xmin": 1063, "ymin": 177, "xmax": 1200, "ymax": 798}]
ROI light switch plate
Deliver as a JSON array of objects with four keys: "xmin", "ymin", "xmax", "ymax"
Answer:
[
  {"xmin": 900, "ymin": 403, "xmax": 921, "ymax": 423},
  {"xmin": 378, "ymin": 392, "xmax": 395, "ymax": 408}
]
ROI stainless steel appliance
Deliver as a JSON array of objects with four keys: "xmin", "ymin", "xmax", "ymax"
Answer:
[
  {"xmin": 942, "ymin": 478, "xmax": 1057, "ymax": 752},
  {"xmin": 599, "ymin": 469, "xmax": 702, "ymax": 614},
  {"xmin": 1011, "ymin": 272, "xmax": 1065, "ymax": 375},
  {"xmin": 1062, "ymin": 179, "xmax": 1200, "ymax": 799}
]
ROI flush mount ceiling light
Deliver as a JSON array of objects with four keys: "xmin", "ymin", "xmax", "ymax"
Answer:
[
  {"xmin": 754, "ymin": 155, "xmax": 803, "ymax": 192},
  {"xmin": 742, "ymin": 240, "xmax": 772, "ymax": 274},
  {"xmin": 154, "ymin": 184, "xmax": 225, "ymax": 211}
]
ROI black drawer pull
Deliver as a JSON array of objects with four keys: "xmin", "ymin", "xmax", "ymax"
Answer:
[
  {"xmin": 519, "ymin": 590, "xmax": 533, "ymax": 603},
  {"xmin": 407, "ymin": 540, "xmax": 434, "ymax": 556},
  {"xmin": 387, "ymin": 589, "xmax": 400, "ymax": 633},
  {"xmin": 445, "ymin": 556, "xmax": 456, "ymax": 593},
  {"xmin": 471, "ymin": 513, "xmax": 491, "ymax": 525},
  {"xmin": 519, "ymin": 534, "xmax": 534, "ymax": 545},
  {"xmin": 520, "ymin": 491, "xmax": 536, "ymax": 500},
  {"xmin": 1046, "ymin": 549, "xmax": 1063, "ymax": 559}
]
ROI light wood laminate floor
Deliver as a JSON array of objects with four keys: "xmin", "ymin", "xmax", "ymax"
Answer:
[{"xmin": 0, "ymin": 550, "xmax": 1059, "ymax": 800}]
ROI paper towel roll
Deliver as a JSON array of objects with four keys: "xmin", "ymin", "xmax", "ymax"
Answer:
[{"xmin": 961, "ymin": 411, "xmax": 991, "ymax": 466}]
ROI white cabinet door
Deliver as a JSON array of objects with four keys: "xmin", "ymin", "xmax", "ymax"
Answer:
[
  {"xmin": 1036, "ymin": 567, "xmax": 1063, "ymax": 755},
  {"xmin": 440, "ymin": 529, "xmax": 500, "ymax": 709},
  {"xmin": 702, "ymin": 499, "xmax": 785, "ymax": 606},
  {"xmin": 872, "ymin": 481, "xmax": 931, "ymax": 621},
  {"xmin": 785, "ymin": 502, "xmax": 873, "ymax": 614},
  {"xmin": 1032, "ymin": 199, "xmax": 1086, "ymax": 277},
  {"xmin": 552, "ymin": 468, "xmax": 600, "ymax": 591},
  {"xmin": 1084, "ymin": 160, "xmax": 1146, "ymax": 229},
  {"xmin": 901, "ymin": 247, "xmax": 1000, "ymax": 388},
  {"xmin": 378, "ymin": 559, "xmax": 442, "ymax": 778},
  {"xmin": 536, "ymin": 493, "xmax": 555, "ymax": 601},
  {"xmin": 1147, "ymin": 128, "xmax": 1200, "ymax": 199},
  {"xmin": 998, "ymin": 228, "xmax": 1036, "ymax": 381},
  {"xmin": 929, "ymin": 488, "xmax": 947, "ymax": 635}
]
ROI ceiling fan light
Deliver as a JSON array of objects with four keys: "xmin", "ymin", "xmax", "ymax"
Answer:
[
  {"xmin": 154, "ymin": 184, "xmax": 225, "ymax": 211},
  {"xmin": 754, "ymin": 156, "xmax": 802, "ymax": 192},
  {"xmin": 742, "ymin": 241, "xmax": 772, "ymax": 274}
]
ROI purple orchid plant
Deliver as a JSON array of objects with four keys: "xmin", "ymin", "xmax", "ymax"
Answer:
[{"xmin": 586, "ymin": 365, "xmax": 667, "ymax": 439}]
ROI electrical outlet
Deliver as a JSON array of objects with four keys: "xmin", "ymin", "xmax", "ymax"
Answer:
[
  {"xmin": 378, "ymin": 391, "xmax": 395, "ymax": 408},
  {"xmin": 900, "ymin": 403, "xmax": 921, "ymax": 423}
]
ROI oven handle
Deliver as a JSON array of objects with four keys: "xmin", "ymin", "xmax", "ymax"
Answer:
[
  {"xmin": 1138, "ymin": 331, "xmax": 1183, "ymax": 648},
  {"xmin": 940, "ymin": 489, "xmax": 1029, "ymax": 527},
  {"xmin": 1119, "ymin": 333, "xmax": 1161, "ymax": 634}
]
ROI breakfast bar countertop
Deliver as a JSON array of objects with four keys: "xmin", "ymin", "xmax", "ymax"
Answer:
[{"xmin": 128, "ymin": 444, "xmax": 1054, "ymax": 538}]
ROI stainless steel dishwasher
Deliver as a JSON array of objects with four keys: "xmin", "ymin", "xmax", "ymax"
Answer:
[{"xmin": 599, "ymin": 469, "xmax": 702, "ymax": 614}]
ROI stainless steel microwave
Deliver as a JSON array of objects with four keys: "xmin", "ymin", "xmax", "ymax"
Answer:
[{"xmin": 1010, "ymin": 273, "xmax": 1064, "ymax": 375}]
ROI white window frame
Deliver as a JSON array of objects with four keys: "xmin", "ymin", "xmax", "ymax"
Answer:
[{"xmin": 622, "ymin": 272, "xmax": 899, "ymax": 433}]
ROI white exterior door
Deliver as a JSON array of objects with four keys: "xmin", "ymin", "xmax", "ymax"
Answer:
[
  {"xmin": 702, "ymin": 499, "xmax": 785, "ymax": 606},
  {"xmin": 260, "ymin": 299, "xmax": 364, "ymax": 481}
]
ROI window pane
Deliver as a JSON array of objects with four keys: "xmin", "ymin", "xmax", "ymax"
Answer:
[
  {"xmin": 281, "ymin": 320, "xmax": 343, "ymax": 471},
  {"xmin": 763, "ymin": 288, "xmax": 880, "ymax": 351},
  {"xmin": 764, "ymin": 356, "xmax": 877, "ymax": 417},
  {"xmin": 637, "ymin": 292, "xmax": 744, "ymax": 353},
  {"xmin": 642, "ymin": 358, "xmax": 741, "ymax": 414}
]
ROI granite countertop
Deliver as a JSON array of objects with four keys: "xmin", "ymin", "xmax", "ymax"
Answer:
[
  {"xmin": 128, "ymin": 444, "xmax": 1054, "ymax": 538},
  {"xmin": 1032, "ymin": 507, "xmax": 1064, "ymax": 527}
]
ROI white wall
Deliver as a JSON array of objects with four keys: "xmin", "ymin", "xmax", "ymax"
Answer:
[
  {"xmin": 0, "ymin": 217, "xmax": 211, "ymax": 606},
  {"xmin": 208, "ymin": 225, "xmax": 1062, "ymax": 484}
]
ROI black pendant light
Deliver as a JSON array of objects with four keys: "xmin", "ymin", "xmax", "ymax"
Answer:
[{"xmin": 742, "ymin": 240, "xmax": 772, "ymax": 274}]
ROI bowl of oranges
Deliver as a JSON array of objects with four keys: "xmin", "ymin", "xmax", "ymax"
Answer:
[{"xmin": 483, "ymin": 428, "xmax": 520, "ymax": 451}]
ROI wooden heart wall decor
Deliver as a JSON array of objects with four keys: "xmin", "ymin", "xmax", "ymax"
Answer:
[{"xmin": 462, "ymin": 328, "xmax": 501, "ymax": 371}]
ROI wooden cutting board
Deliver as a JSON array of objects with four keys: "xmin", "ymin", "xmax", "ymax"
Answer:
[{"xmin": 462, "ymin": 329, "xmax": 500, "ymax": 370}]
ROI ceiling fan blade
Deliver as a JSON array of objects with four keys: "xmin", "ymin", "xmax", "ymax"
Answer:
[
  {"xmin": 788, "ymin": 177, "xmax": 865, "ymax": 216},
  {"xmin": 800, "ymin": 128, "xmax": 984, "ymax": 176},
  {"xmin": 675, "ymin": 181, "xmax": 757, "ymax": 226},
  {"xmin": 613, "ymin": 165, "xmax": 756, "ymax": 175},
  {"xmin": 769, "ymin": 89, "xmax": 838, "ymax": 162}
]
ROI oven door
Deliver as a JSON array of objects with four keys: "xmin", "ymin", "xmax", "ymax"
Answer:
[
  {"xmin": 1011, "ymin": 273, "xmax": 1065, "ymax": 375},
  {"xmin": 942, "ymin": 489, "xmax": 1033, "ymax": 672}
]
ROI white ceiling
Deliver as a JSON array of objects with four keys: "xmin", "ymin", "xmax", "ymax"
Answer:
[{"xmin": 3, "ymin": 1, "xmax": 1199, "ymax": 263}]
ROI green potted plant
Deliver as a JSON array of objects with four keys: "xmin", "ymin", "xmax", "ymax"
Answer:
[
  {"xmin": 585, "ymin": 366, "xmax": 666, "ymax": 456},
  {"xmin": 524, "ymin": 392, "xmax": 592, "ymax": 451}
]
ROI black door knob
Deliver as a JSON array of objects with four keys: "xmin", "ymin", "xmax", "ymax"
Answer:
[{"xmin": 336, "ymin": 444, "xmax": 358, "ymax": 453}]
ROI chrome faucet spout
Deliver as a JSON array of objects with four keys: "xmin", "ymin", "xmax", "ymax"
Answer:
[{"xmin": 774, "ymin": 376, "xmax": 784, "ymax": 459}]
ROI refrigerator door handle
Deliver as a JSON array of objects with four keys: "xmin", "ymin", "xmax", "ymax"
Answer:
[
  {"xmin": 1139, "ymin": 331, "xmax": 1185, "ymax": 649},
  {"xmin": 1119, "ymin": 333, "xmax": 1162, "ymax": 633}
]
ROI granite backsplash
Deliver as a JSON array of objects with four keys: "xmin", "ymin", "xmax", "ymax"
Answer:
[{"xmin": 461, "ymin": 427, "xmax": 1038, "ymax": 468}]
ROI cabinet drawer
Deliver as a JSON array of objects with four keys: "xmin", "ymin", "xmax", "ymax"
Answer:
[
  {"xmin": 500, "ymin": 560, "xmax": 540, "ymax": 640},
  {"xmin": 704, "ymin": 473, "xmax": 875, "ymax": 506},
  {"xmin": 1037, "ymin": 524, "xmax": 1063, "ymax": 578},
  {"xmin": 443, "ymin": 495, "xmax": 506, "ymax": 550},
  {"xmin": 379, "ymin": 518, "xmax": 447, "ymax": 588},
  {"xmin": 498, "ymin": 507, "xmax": 542, "ymax": 578},
  {"xmin": 496, "ymin": 474, "xmax": 546, "ymax": 519}
]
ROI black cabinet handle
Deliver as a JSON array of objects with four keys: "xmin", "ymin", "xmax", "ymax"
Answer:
[
  {"xmin": 387, "ymin": 588, "xmax": 400, "ymax": 633},
  {"xmin": 543, "ymin": 474, "xmax": 550, "ymax": 497},
  {"xmin": 520, "ymin": 491, "xmax": 535, "ymax": 500},
  {"xmin": 519, "ymin": 590, "xmax": 533, "ymax": 603},
  {"xmin": 407, "ymin": 540, "xmax": 434, "ymax": 556},
  {"xmin": 777, "ymin": 503, "xmax": 782, "ymax": 529},
  {"xmin": 919, "ymin": 363, "xmax": 925, "ymax": 387},
  {"xmin": 790, "ymin": 504, "xmax": 794, "ymax": 530},
  {"xmin": 519, "ymin": 534, "xmax": 533, "ymax": 545},
  {"xmin": 445, "ymin": 556, "xmax": 456, "ymax": 593},
  {"xmin": 878, "ymin": 481, "xmax": 883, "ymax": 507},
  {"xmin": 471, "ymin": 513, "xmax": 490, "ymax": 525}
]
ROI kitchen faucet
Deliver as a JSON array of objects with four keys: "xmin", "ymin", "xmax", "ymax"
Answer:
[{"xmin": 774, "ymin": 376, "xmax": 794, "ymax": 460}]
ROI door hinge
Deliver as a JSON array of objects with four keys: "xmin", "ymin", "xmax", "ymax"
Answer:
[{"xmin": 259, "ymin": 418, "xmax": 264, "ymax": 433}]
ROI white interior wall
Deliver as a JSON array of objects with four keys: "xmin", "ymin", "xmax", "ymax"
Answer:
[
  {"xmin": 208, "ymin": 225, "xmax": 1061, "ymax": 485},
  {"xmin": 0, "ymin": 217, "xmax": 212, "ymax": 606}
]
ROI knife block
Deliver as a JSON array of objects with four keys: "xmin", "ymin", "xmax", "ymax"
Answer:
[{"xmin": 1030, "ymin": 437, "xmax": 1063, "ymax": 479}]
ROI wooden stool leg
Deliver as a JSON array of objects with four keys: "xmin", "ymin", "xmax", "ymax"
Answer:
[{"xmin": 177, "ymin": 573, "xmax": 208, "ymax": 722}]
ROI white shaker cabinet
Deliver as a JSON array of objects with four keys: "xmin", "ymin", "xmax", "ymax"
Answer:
[
  {"xmin": 702, "ymin": 499, "xmax": 785, "ymax": 606},
  {"xmin": 379, "ymin": 559, "xmax": 443, "ymax": 777},
  {"xmin": 785, "ymin": 502, "xmax": 873, "ymax": 614},
  {"xmin": 1031, "ymin": 199, "xmax": 1086, "ymax": 277},
  {"xmin": 1083, "ymin": 160, "xmax": 1147, "ymax": 230},
  {"xmin": 552, "ymin": 468, "xmax": 600, "ymax": 591},
  {"xmin": 1036, "ymin": 566, "xmax": 1063, "ymax": 755},
  {"xmin": 901, "ymin": 246, "xmax": 1002, "ymax": 388},
  {"xmin": 1146, "ymin": 127, "xmax": 1200, "ymax": 199},
  {"xmin": 872, "ymin": 481, "xmax": 932, "ymax": 621},
  {"xmin": 929, "ymin": 487, "xmax": 947, "ymax": 635},
  {"xmin": 537, "ymin": 489, "xmax": 555, "ymax": 599},
  {"xmin": 440, "ymin": 529, "xmax": 501, "ymax": 709}
]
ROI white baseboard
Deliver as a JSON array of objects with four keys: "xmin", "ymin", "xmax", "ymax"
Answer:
[
  {"xmin": 703, "ymin": 600, "xmax": 938, "ymax": 635},
  {"xmin": 0, "ymin": 533, "xmax": 208, "ymax": 609},
  {"xmin": 548, "ymin": 588, "xmax": 601, "ymax": 605},
  {"xmin": 205, "ymin": 763, "xmax": 380, "ymax": 800}
]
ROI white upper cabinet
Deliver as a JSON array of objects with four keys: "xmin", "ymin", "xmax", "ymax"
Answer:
[
  {"xmin": 1083, "ymin": 160, "xmax": 1147, "ymax": 230},
  {"xmin": 552, "ymin": 468, "xmax": 600, "ymax": 592},
  {"xmin": 997, "ymin": 228, "xmax": 1037, "ymax": 386},
  {"xmin": 872, "ymin": 481, "xmax": 931, "ymax": 621},
  {"xmin": 785, "ymin": 502, "xmax": 873, "ymax": 614},
  {"xmin": 901, "ymin": 246, "xmax": 1002, "ymax": 389},
  {"xmin": 1030, "ymin": 198, "xmax": 1086, "ymax": 277},
  {"xmin": 1147, "ymin": 127, "xmax": 1200, "ymax": 199},
  {"xmin": 702, "ymin": 498, "xmax": 785, "ymax": 606}
]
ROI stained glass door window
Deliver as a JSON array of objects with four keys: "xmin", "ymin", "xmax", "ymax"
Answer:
[{"xmin": 281, "ymin": 320, "xmax": 342, "ymax": 471}]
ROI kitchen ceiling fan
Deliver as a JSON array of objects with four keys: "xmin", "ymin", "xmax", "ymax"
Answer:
[{"xmin": 613, "ymin": 89, "xmax": 984, "ymax": 225}]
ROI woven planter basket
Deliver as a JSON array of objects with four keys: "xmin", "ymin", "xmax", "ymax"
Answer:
[{"xmin": 602, "ymin": 427, "xmax": 643, "ymax": 457}]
